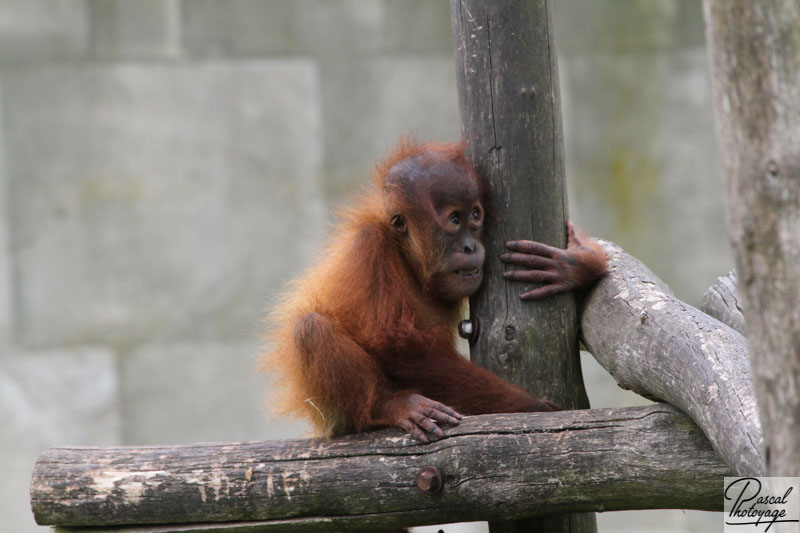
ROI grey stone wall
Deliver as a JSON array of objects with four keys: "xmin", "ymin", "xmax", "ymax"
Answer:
[
  {"xmin": 556, "ymin": 0, "xmax": 731, "ymax": 304},
  {"xmin": 0, "ymin": 2, "xmax": 727, "ymax": 532}
]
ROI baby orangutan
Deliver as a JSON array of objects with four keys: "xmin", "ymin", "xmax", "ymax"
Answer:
[{"xmin": 262, "ymin": 140, "xmax": 606, "ymax": 442}]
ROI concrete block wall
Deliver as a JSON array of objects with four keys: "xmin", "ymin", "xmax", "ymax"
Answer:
[
  {"xmin": 555, "ymin": 0, "xmax": 732, "ymax": 303},
  {"xmin": 0, "ymin": 1, "xmax": 727, "ymax": 532}
]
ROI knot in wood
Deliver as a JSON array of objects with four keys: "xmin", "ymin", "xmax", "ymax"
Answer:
[
  {"xmin": 766, "ymin": 159, "xmax": 779, "ymax": 177},
  {"xmin": 416, "ymin": 466, "xmax": 443, "ymax": 494}
]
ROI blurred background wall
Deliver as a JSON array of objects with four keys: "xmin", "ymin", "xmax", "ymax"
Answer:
[{"xmin": 0, "ymin": 1, "xmax": 729, "ymax": 531}]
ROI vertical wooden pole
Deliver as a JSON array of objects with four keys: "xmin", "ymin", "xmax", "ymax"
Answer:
[
  {"xmin": 703, "ymin": 0, "xmax": 800, "ymax": 476},
  {"xmin": 450, "ymin": 1, "xmax": 596, "ymax": 531}
]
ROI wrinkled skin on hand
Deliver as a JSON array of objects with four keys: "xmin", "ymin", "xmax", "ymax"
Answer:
[
  {"xmin": 500, "ymin": 221, "xmax": 608, "ymax": 300},
  {"xmin": 388, "ymin": 393, "xmax": 463, "ymax": 444}
]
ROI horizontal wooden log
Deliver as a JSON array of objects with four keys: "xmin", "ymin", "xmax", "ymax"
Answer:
[
  {"xmin": 33, "ymin": 405, "xmax": 729, "ymax": 532},
  {"xmin": 581, "ymin": 241, "xmax": 764, "ymax": 476},
  {"xmin": 700, "ymin": 270, "xmax": 746, "ymax": 335}
]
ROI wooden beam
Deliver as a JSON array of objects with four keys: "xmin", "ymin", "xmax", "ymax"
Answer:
[
  {"xmin": 450, "ymin": 1, "xmax": 593, "ymax": 530},
  {"xmin": 33, "ymin": 405, "xmax": 729, "ymax": 532},
  {"xmin": 581, "ymin": 241, "xmax": 764, "ymax": 476}
]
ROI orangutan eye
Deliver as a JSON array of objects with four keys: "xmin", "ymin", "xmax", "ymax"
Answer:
[
  {"xmin": 391, "ymin": 214, "xmax": 407, "ymax": 234},
  {"xmin": 448, "ymin": 212, "xmax": 461, "ymax": 226},
  {"xmin": 471, "ymin": 208, "xmax": 482, "ymax": 221}
]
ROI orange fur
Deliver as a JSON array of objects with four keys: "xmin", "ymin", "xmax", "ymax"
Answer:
[
  {"xmin": 569, "ymin": 236, "xmax": 608, "ymax": 288},
  {"xmin": 262, "ymin": 140, "xmax": 464, "ymax": 435},
  {"xmin": 261, "ymin": 139, "xmax": 558, "ymax": 439}
]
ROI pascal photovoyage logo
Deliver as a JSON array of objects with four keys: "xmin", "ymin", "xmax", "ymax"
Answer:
[{"xmin": 724, "ymin": 477, "xmax": 800, "ymax": 532}]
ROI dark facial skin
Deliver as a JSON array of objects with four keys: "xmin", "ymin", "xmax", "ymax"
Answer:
[
  {"xmin": 427, "ymin": 171, "xmax": 486, "ymax": 301},
  {"xmin": 387, "ymin": 157, "xmax": 486, "ymax": 302}
]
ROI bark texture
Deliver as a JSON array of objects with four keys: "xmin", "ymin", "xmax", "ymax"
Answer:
[
  {"xmin": 701, "ymin": 270, "xmax": 746, "ymax": 335},
  {"xmin": 449, "ymin": 0, "xmax": 587, "ymax": 410},
  {"xmin": 450, "ymin": 2, "xmax": 593, "ymax": 530},
  {"xmin": 581, "ymin": 241, "xmax": 764, "ymax": 476},
  {"xmin": 32, "ymin": 406, "xmax": 729, "ymax": 532},
  {"xmin": 703, "ymin": 0, "xmax": 800, "ymax": 476}
]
